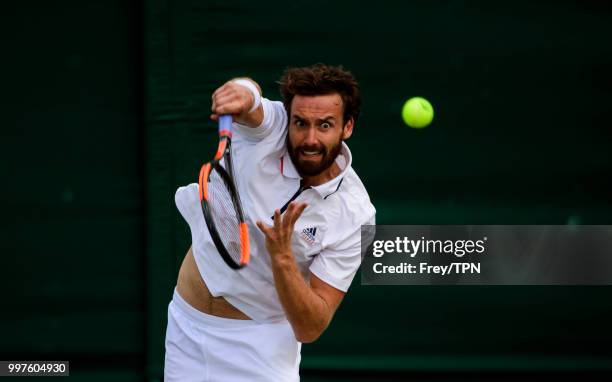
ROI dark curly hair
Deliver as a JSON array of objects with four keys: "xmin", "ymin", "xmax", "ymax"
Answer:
[{"xmin": 277, "ymin": 64, "xmax": 362, "ymax": 125}]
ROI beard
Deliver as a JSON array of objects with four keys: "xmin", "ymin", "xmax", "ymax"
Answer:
[{"xmin": 287, "ymin": 134, "xmax": 343, "ymax": 177}]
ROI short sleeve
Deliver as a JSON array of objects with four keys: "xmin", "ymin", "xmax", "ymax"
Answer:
[
  {"xmin": 232, "ymin": 98, "xmax": 287, "ymax": 143},
  {"xmin": 174, "ymin": 183, "xmax": 201, "ymax": 228},
  {"xmin": 309, "ymin": 213, "xmax": 376, "ymax": 292}
]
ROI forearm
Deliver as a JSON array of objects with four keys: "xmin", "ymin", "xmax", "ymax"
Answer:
[
  {"xmin": 271, "ymin": 254, "xmax": 330, "ymax": 343},
  {"xmin": 256, "ymin": 204, "xmax": 337, "ymax": 343}
]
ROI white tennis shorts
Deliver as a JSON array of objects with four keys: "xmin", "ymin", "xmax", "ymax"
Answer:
[{"xmin": 164, "ymin": 288, "xmax": 301, "ymax": 382}]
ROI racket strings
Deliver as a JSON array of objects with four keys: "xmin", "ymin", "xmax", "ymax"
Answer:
[{"xmin": 208, "ymin": 168, "xmax": 243, "ymax": 264}]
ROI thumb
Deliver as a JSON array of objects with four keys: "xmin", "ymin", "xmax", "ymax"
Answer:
[{"xmin": 256, "ymin": 220, "xmax": 269, "ymax": 235}]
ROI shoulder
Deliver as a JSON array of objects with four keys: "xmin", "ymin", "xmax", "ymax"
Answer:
[
  {"xmin": 232, "ymin": 98, "xmax": 287, "ymax": 144},
  {"xmin": 325, "ymin": 168, "xmax": 376, "ymax": 234}
]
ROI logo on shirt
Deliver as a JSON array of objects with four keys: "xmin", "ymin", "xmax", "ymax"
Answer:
[{"xmin": 300, "ymin": 227, "xmax": 317, "ymax": 245}]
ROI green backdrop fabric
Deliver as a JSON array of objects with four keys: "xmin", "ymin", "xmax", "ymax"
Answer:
[
  {"xmin": 144, "ymin": 0, "xmax": 612, "ymax": 379},
  {"xmin": 2, "ymin": 1, "xmax": 144, "ymax": 380}
]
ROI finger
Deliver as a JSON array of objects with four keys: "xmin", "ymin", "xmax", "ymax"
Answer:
[
  {"xmin": 211, "ymin": 88, "xmax": 234, "ymax": 111},
  {"xmin": 213, "ymin": 88, "xmax": 235, "ymax": 102},
  {"xmin": 273, "ymin": 209, "xmax": 281, "ymax": 230},
  {"xmin": 256, "ymin": 220, "xmax": 270, "ymax": 236},
  {"xmin": 281, "ymin": 202, "xmax": 294, "ymax": 230},
  {"xmin": 210, "ymin": 93, "xmax": 227, "ymax": 113},
  {"xmin": 212, "ymin": 83, "xmax": 231, "ymax": 98},
  {"xmin": 286, "ymin": 202, "xmax": 306, "ymax": 228},
  {"xmin": 213, "ymin": 93, "xmax": 239, "ymax": 109},
  {"xmin": 290, "ymin": 203, "xmax": 308, "ymax": 226},
  {"xmin": 210, "ymin": 114, "xmax": 218, "ymax": 121},
  {"xmin": 213, "ymin": 85, "xmax": 240, "ymax": 103},
  {"xmin": 215, "ymin": 92, "xmax": 249, "ymax": 115},
  {"xmin": 215, "ymin": 100, "xmax": 245, "ymax": 115}
]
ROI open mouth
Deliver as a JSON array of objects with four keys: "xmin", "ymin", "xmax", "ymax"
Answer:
[{"xmin": 300, "ymin": 149, "xmax": 323, "ymax": 159}]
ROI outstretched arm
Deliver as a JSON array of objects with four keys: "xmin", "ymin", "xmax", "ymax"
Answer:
[
  {"xmin": 256, "ymin": 203, "xmax": 346, "ymax": 343},
  {"xmin": 210, "ymin": 77, "xmax": 264, "ymax": 127}
]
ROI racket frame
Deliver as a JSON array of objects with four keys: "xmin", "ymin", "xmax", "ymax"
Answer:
[{"xmin": 198, "ymin": 116, "xmax": 250, "ymax": 269}]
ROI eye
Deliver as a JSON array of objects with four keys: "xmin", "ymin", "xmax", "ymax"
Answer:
[
  {"xmin": 321, "ymin": 122, "xmax": 331, "ymax": 129},
  {"xmin": 294, "ymin": 119, "xmax": 304, "ymax": 127}
]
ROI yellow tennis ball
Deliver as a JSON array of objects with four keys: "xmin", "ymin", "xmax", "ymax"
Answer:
[{"xmin": 402, "ymin": 97, "xmax": 434, "ymax": 128}]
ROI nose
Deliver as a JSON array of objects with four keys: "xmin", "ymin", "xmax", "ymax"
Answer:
[{"xmin": 303, "ymin": 126, "xmax": 318, "ymax": 146}]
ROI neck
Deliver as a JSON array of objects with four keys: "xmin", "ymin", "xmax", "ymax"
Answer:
[{"xmin": 301, "ymin": 161, "xmax": 341, "ymax": 188}]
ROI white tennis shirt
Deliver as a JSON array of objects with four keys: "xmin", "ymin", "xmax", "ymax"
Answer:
[{"xmin": 175, "ymin": 98, "xmax": 376, "ymax": 323}]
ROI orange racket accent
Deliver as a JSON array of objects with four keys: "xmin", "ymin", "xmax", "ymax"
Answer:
[
  {"xmin": 198, "ymin": 163, "xmax": 211, "ymax": 201},
  {"xmin": 214, "ymin": 139, "xmax": 227, "ymax": 161},
  {"xmin": 239, "ymin": 222, "xmax": 250, "ymax": 264}
]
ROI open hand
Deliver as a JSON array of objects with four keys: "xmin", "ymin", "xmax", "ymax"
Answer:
[{"xmin": 256, "ymin": 202, "xmax": 308, "ymax": 260}]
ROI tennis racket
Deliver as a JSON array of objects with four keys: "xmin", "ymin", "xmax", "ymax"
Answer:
[{"xmin": 198, "ymin": 115, "xmax": 250, "ymax": 269}]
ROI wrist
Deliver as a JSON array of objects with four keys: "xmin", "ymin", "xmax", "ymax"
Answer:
[
  {"xmin": 232, "ymin": 79, "xmax": 262, "ymax": 113},
  {"xmin": 271, "ymin": 251, "xmax": 295, "ymax": 269}
]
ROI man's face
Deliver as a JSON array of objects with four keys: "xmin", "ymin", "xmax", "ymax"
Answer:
[{"xmin": 287, "ymin": 93, "xmax": 353, "ymax": 177}]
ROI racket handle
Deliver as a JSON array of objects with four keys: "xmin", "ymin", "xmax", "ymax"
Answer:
[{"xmin": 219, "ymin": 115, "xmax": 233, "ymax": 137}]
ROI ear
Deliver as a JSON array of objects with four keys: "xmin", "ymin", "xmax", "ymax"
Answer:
[{"xmin": 342, "ymin": 117, "xmax": 354, "ymax": 140}]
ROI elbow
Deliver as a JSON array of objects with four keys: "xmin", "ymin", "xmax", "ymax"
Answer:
[
  {"xmin": 295, "ymin": 331, "xmax": 322, "ymax": 344},
  {"xmin": 294, "ymin": 323, "xmax": 327, "ymax": 344}
]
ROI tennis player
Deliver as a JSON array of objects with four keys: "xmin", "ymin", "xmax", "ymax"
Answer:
[{"xmin": 165, "ymin": 64, "xmax": 376, "ymax": 381}]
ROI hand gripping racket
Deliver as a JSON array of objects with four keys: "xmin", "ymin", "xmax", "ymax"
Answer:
[{"xmin": 198, "ymin": 115, "xmax": 250, "ymax": 269}]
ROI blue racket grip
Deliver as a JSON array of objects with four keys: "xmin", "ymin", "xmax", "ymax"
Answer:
[{"xmin": 219, "ymin": 115, "xmax": 233, "ymax": 136}]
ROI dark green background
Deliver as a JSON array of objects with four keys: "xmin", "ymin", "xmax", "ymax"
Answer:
[{"xmin": 2, "ymin": 0, "xmax": 611, "ymax": 380}]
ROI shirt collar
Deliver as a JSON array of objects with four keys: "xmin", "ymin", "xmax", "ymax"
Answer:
[{"xmin": 281, "ymin": 142, "xmax": 352, "ymax": 199}]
